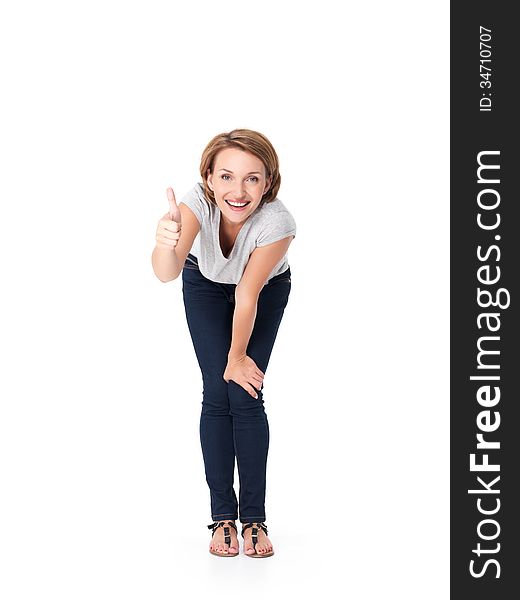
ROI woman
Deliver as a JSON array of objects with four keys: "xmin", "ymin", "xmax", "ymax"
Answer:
[{"xmin": 151, "ymin": 129, "xmax": 296, "ymax": 558}]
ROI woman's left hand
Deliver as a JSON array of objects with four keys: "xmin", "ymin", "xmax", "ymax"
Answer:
[{"xmin": 223, "ymin": 355, "xmax": 264, "ymax": 399}]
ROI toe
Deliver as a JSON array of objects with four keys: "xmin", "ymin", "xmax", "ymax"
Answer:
[
  {"xmin": 229, "ymin": 540, "xmax": 238, "ymax": 552},
  {"xmin": 229, "ymin": 535, "xmax": 238, "ymax": 553}
]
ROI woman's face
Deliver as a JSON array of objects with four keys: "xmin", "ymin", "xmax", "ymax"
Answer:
[{"xmin": 207, "ymin": 147, "xmax": 271, "ymax": 226}]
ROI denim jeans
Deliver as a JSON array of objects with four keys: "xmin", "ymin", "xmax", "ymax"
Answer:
[{"xmin": 181, "ymin": 253, "xmax": 291, "ymax": 524}]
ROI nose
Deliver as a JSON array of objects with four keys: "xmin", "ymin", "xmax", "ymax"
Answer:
[{"xmin": 231, "ymin": 181, "xmax": 246, "ymax": 199}]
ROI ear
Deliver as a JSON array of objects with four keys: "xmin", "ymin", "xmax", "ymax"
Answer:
[
  {"xmin": 263, "ymin": 175, "xmax": 272, "ymax": 195},
  {"xmin": 207, "ymin": 168, "xmax": 214, "ymax": 191}
]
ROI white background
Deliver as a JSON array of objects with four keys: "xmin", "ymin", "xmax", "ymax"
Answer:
[{"xmin": 0, "ymin": 1, "xmax": 449, "ymax": 598}]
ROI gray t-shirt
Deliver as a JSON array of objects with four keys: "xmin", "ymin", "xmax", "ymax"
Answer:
[{"xmin": 179, "ymin": 182, "xmax": 296, "ymax": 284}]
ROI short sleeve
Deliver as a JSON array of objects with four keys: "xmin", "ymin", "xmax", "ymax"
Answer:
[
  {"xmin": 178, "ymin": 184, "xmax": 209, "ymax": 226},
  {"xmin": 256, "ymin": 210, "xmax": 296, "ymax": 247}
]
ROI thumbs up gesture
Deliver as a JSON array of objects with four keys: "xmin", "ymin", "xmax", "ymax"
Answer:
[
  {"xmin": 167, "ymin": 187, "xmax": 181, "ymax": 223},
  {"xmin": 155, "ymin": 187, "xmax": 182, "ymax": 251}
]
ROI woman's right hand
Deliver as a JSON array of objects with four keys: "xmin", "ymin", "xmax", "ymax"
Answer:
[
  {"xmin": 223, "ymin": 355, "xmax": 265, "ymax": 399},
  {"xmin": 155, "ymin": 187, "xmax": 182, "ymax": 251}
]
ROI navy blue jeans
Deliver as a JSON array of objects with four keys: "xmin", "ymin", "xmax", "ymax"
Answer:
[{"xmin": 181, "ymin": 253, "xmax": 291, "ymax": 524}]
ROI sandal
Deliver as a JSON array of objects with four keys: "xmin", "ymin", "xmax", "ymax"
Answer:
[
  {"xmin": 241, "ymin": 522, "xmax": 275, "ymax": 558},
  {"xmin": 207, "ymin": 520, "xmax": 239, "ymax": 557}
]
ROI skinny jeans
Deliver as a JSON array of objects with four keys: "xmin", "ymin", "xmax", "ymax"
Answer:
[{"xmin": 181, "ymin": 253, "xmax": 291, "ymax": 524}]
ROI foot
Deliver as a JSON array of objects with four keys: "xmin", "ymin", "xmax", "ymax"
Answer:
[
  {"xmin": 242, "ymin": 523, "xmax": 273, "ymax": 555},
  {"xmin": 209, "ymin": 521, "xmax": 239, "ymax": 555}
]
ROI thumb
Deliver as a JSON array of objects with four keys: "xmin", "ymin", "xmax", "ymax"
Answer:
[{"xmin": 166, "ymin": 187, "xmax": 182, "ymax": 223}]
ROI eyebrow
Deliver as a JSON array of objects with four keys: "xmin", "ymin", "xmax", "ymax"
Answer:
[{"xmin": 218, "ymin": 168, "xmax": 262, "ymax": 175}]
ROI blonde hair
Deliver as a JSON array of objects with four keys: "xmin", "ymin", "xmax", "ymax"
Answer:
[{"xmin": 199, "ymin": 128, "xmax": 281, "ymax": 206}]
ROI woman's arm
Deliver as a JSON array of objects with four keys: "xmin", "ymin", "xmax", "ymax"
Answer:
[
  {"xmin": 224, "ymin": 236, "xmax": 294, "ymax": 396},
  {"xmin": 151, "ymin": 204, "xmax": 201, "ymax": 281},
  {"xmin": 229, "ymin": 235, "xmax": 293, "ymax": 358},
  {"xmin": 228, "ymin": 297, "xmax": 258, "ymax": 360}
]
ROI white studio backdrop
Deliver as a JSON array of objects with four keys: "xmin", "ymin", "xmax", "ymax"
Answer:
[{"xmin": 0, "ymin": 1, "xmax": 449, "ymax": 598}]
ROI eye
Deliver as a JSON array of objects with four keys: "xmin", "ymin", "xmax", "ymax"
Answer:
[{"xmin": 220, "ymin": 174, "xmax": 259, "ymax": 182}]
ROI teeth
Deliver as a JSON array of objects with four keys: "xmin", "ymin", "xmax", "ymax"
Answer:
[{"xmin": 227, "ymin": 200, "xmax": 248, "ymax": 207}]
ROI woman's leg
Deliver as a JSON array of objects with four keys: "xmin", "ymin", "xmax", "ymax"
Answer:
[
  {"xmin": 227, "ymin": 271, "xmax": 292, "ymax": 524},
  {"xmin": 182, "ymin": 263, "xmax": 238, "ymax": 522}
]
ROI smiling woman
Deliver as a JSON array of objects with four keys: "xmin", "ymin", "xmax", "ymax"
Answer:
[
  {"xmin": 173, "ymin": 133, "xmax": 296, "ymax": 284},
  {"xmin": 151, "ymin": 128, "xmax": 296, "ymax": 558}
]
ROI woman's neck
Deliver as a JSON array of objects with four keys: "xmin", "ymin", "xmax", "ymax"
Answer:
[{"xmin": 220, "ymin": 213, "xmax": 244, "ymax": 234}]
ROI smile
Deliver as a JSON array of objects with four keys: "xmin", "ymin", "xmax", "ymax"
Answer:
[{"xmin": 225, "ymin": 199, "xmax": 250, "ymax": 210}]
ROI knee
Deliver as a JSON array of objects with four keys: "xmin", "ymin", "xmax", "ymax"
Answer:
[
  {"xmin": 201, "ymin": 376, "xmax": 229, "ymax": 415},
  {"xmin": 228, "ymin": 381, "xmax": 266, "ymax": 418}
]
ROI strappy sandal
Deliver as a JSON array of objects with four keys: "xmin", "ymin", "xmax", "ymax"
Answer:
[
  {"xmin": 241, "ymin": 522, "xmax": 274, "ymax": 558},
  {"xmin": 207, "ymin": 520, "xmax": 239, "ymax": 557}
]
